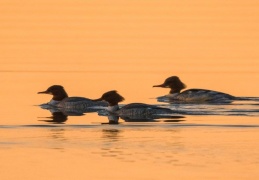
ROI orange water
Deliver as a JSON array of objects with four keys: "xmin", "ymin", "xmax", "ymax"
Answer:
[{"xmin": 1, "ymin": 1, "xmax": 259, "ymax": 179}]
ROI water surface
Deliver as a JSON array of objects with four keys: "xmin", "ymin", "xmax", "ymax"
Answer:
[
  {"xmin": 1, "ymin": 0, "xmax": 259, "ymax": 179},
  {"xmin": 1, "ymin": 70, "xmax": 259, "ymax": 180}
]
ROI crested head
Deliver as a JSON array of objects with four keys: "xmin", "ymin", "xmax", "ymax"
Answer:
[
  {"xmin": 94, "ymin": 90, "xmax": 125, "ymax": 106},
  {"xmin": 153, "ymin": 76, "xmax": 186, "ymax": 93},
  {"xmin": 38, "ymin": 85, "xmax": 68, "ymax": 101}
]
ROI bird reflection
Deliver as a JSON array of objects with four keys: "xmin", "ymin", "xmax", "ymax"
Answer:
[
  {"xmin": 102, "ymin": 129, "xmax": 122, "ymax": 141},
  {"xmin": 96, "ymin": 129, "xmax": 126, "ymax": 159},
  {"xmin": 39, "ymin": 111, "xmax": 68, "ymax": 124},
  {"xmin": 38, "ymin": 105, "xmax": 86, "ymax": 124}
]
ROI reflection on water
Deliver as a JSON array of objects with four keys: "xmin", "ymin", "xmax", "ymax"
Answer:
[
  {"xmin": 37, "ymin": 100, "xmax": 259, "ymax": 125},
  {"xmin": 1, "ymin": 62, "xmax": 259, "ymax": 180},
  {"xmin": 1, "ymin": 123, "xmax": 259, "ymax": 179},
  {"xmin": 0, "ymin": 0, "xmax": 259, "ymax": 177},
  {"xmin": 38, "ymin": 112, "xmax": 68, "ymax": 124},
  {"xmin": 102, "ymin": 129, "xmax": 122, "ymax": 141},
  {"xmin": 97, "ymin": 129, "xmax": 127, "ymax": 159},
  {"xmin": 38, "ymin": 103, "xmax": 186, "ymax": 124},
  {"xmin": 91, "ymin": 127, "xmax": 184, "ymax": 164},
  {"xmin": 163, "ymin": 101, "xmax": 259, "ymax": 117},
  {"xmin": 38, "ymin": 105, "xmax": 88, "ymax": 124},
  {"xmin": 48, "ymin": 128, "xmax": 67, "ymax": 151}
]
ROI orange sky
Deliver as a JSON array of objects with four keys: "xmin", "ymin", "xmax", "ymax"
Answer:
[{"xmin": 0, "ymin": 0, "xmax": 258, "ymax": 71}]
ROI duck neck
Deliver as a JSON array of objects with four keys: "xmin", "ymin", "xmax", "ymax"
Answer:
[
  {"xmin": 170, "ymin": 89, "xmax": 181, "ymax": 94},
  {"xmin": 107, "ymin": 104, "xmax": 120, "ymax": 113},
  {"xmin": 52, "ymin": 92, "xmax": 68, "ymax": 101},
  {"xmin": 48, "ymin": 99, "xmax": 61, "ymax": 106}
]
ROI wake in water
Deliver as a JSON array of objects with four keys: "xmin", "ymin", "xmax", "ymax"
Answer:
[
  {"xmin": 236, "ymin": 97, "xmax": 259, "ymax": 101},
  {"xmin": 163, "ymin": 99, "xmax": 259, "ymax": 117}
]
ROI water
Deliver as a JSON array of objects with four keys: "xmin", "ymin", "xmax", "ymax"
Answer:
[
  {"xmin": 1, "ymin": 0, "xmax": 259, "ymax": 179},
  {"xmin": 0, "ymin": 70, "xmax": 259, "ymax": 180},
  {"xmin": 1, "ymin": 123, "xmax": 259, "ymax": 180}
]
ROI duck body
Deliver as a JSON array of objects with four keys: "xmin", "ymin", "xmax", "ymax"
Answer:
[
  {"xmin": 56, "ymin": 97, "xmax": 107, "ymax": 109},
  {"xmin": 117, "ymin": 103, "xmax": 174, "ymax": 116},
  {"xmin": 153, "ymin": 76, "xmax": 236, "ymax": 103},
  {"xmin": 38, "ymin": 85, "xmax": 108, "ymax": 110},
  {"xmin": 93, "ymin": 90, "xmax": 179, "ymax": 121},
  {"xmin": 160, "ymin": 88, "xmax": 235, "ymax": 103}
]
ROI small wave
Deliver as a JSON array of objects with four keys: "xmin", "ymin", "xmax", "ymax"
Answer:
[{"xmin": 1, "ymin": 123, "xmax": 259, "ymax": 129}]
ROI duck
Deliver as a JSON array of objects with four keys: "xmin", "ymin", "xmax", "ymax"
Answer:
[
  {"xmin": 153, "ymin": 76, "xmax": 236, "ymax": 103},
  {"xmin": 93, "ymin": 90, "xmax": 181, "ymax": 121},
  {"xmin": 38, "ymin": 85, "xmax": 108, "ymax": 109}
]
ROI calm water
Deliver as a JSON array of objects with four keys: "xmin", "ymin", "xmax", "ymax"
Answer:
[
  {"xmin": 1, "ymin": 1, "xmax": 259, "ymax": 179},
  {"xmin": 1, "ymin": 68, "xmax": 259, "ymax": 180}
]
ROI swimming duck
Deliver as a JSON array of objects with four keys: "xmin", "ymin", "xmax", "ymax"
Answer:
[
  {"xmin": 93, "ymin": 90, "xmax": 178, "ymax": 120},
  {"xmin": 38, "ymin": 85, "xmax": 108, "ymax": 109},
  {"xmin": 153, "ymin": 76, "xmax": 236, "ymax": 103}
]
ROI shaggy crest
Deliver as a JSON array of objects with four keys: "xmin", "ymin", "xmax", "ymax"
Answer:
[{"xmin": 95, "ymin": 90, "xmax": 125, "ymax": 106}]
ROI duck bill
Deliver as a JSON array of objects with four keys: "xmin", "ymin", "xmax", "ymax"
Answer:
[
  {"xmin": 153, "ymin": 84, "xmax": 166, "ymax": 88},
  {"xmin": 37, "ymin": 90, "xmax": 49, "ymax": 94}
]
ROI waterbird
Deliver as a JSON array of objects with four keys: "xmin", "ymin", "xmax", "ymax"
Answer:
[
  {"xmin": 153, "ymin": 76, "xmax": 236, "ymax": 103},
  {"xmin": 93, "ymin": 90, "xmax": 180, "ymax": 121},
  {"xmin": 38, "ymin": 85, "xmax": 108, "ymax": 109}
]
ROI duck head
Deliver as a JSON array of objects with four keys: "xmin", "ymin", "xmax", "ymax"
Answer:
[
  {"xmin": 38, "ymin": 85, "xmax": 68, "ymax": 101},
  {"xmin": 93, "ymin": 90, "xmax": 125, "ymax": 106},
  {"xmin": 153, "ymin": 76, "xmax": 186, "ymax": 94}
]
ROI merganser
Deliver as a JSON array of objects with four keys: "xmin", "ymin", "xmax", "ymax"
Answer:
[
  {"xmin": 93, "ymin": 90, "xmax": 179, "ymax": 120},
  {"xmin": 38, "ymin": 85, "xmax": 108, "ymax": 109},
  {"xmin": 153, "ymin": 76, "xmax": 236, "ymax": 103}
]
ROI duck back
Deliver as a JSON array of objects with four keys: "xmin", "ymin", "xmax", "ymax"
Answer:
[{"xmin": 175, "ymin": 89, "xmax": 235, "ymax": 102}]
